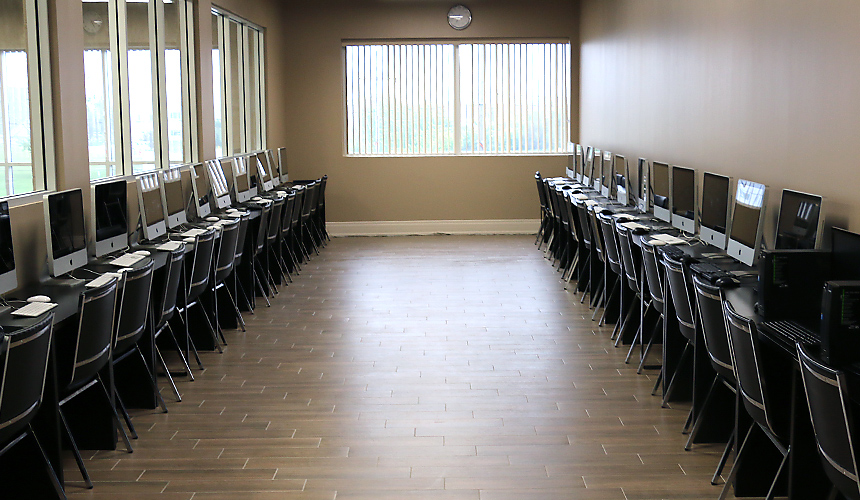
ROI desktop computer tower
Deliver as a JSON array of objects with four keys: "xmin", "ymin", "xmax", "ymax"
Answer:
[
  {"xmin": 758, "ymin": 249, "xmax": 831, "ymax": 326},
  {"xmin": 820, "ymin": 281, "xmax": 860, "ymax": 367}
]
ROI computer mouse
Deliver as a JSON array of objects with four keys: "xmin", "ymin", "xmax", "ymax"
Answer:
[
  {"xmin": 251, "ymin": 196, "xmax": 262, "ymax": 201},
  {"xmin": 119, "ymin": 268, "xmax": 134, "ymax": 274},
  {"xmin": 206, "ymin": 216, "xmax": 220, "ymax": 222},
  {"xmin": 27, "ymin": 295, "xmax": 51, "ymax": 303},
  {"xmin": 134, "ymin": 250, "xmax": 151, "ymax": 256},
  {"xmin": 183, "ymin": 237, "xmax": 196, "ymax": 243},
  {"xmin": 716, "ymin": 276, "xmax": 741, "ymax": 288}
]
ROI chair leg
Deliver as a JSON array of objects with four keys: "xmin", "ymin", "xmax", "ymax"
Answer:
[
  {"xmin": 662, "ymin": 342, "xmax": 692, "ymax": 407},
  {"xmin": 169, "ymin": 321, "xmax": 201, "ymax": 374},
  {"xmin": 156, "ymin": 346, "xmax": 182, "ymax": 402},
  {"xmin": 718, "ymin": 423, "xmax": 755, "ymax": 500},
  {"xmin": 224, "ymin": 285, "xmax": 246, "ymax": 332},
  {"xmin": 136, "ymin": 348, "xmax": 169, "ymax": 412},
  {"xmin": 651, "ymin": 370, "xmax": 663, "ymax": 396},
  {"xmin": 685, "ymin": 375, "xmax": 719, "ymax": 450},
  {"xmin": 96, "ymin": 375, "xmax": 133, "ymax": 453},
  {"xmin": 113, "ymin": 390, "xmax": 138, "ymax": 439},
  {"xmin": 57, "ymin": 409, "xmax": 93, "ymax": 489},
  {"xmin": 711, "ymin": 430, "xmax": 735, "ymax": 485},
  {"xmin": 28, "ymin": 426, "xmax": 68, "ymax": 499},
  {"xmin": 764, "ymin": 446, "xmax": 791, "ymax": 500}
]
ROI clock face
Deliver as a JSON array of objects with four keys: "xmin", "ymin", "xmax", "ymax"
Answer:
[
  {"xmin": 83, "ymin": 10, "xmax": 104, "ymax": 34},
  {"xmin": 447, "ymin": 5, "xmax": 471, "ymax": 30}
]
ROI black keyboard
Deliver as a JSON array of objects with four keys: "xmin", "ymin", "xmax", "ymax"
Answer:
[
  {"xmin": 659, "ymin": 244, "xmax": 686, "ymax": 261},
  {"xmin": 690, "ymin": 262, "xmax": 733, "ymax": 283},
  {"xmin": 760, "ymin": 320, "xmax": 821, "ymax": 346}
]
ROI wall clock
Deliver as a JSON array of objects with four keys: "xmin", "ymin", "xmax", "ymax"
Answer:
[{"xmin": 448, "ymin": 5, "xmax": 471, "ymax": 30}]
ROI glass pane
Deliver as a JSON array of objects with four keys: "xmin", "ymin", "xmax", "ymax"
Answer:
[
  {"xmin": 0, "ymin": 0, "xmax": 35, "ymax": 194},
  {"xmin": 245, "ymin": 28, "xmax": 259, "ymax": 150},
  {"xmin": 211, "ymin": 12, "xmax": 222, "ymax": 157},
  {"xmin": 126, "ymin": 0, "xmax": 156, "ymax": 173},
  {"xmin": 227, "ymin": 19, "xmax": 242, "ymax": 155},
  {"xmin": 163, "ymin": 0, "xmax": 185, "ymax": 164},
  {"xmin": 83, "ymin": 0, "xmax": 117, "ymax": 179}
]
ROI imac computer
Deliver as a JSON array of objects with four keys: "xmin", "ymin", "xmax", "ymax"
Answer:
[
  {"xmin": 574, "ymin": 144, "xmax": 584, "ymax": 182},
  {"xmin": 614, "ymin": 154, "xmax": 628, "ymax": 205},
  {"xmin": 136, "ymin": 172, "xmax": 167, "ymax": 241},
  {"xmin": 592, "ymin": 149, "xmax": 603, "ymax": 191},
  {"xmin": 162, "ymin": 166, "xmax": 189, "ymax": 229},
  {"xmin": 600, "ymin": 151, "xmax": 613, "ymax": 197},
  {"xmin": 726, "ymin": 179, "xmax": 768, "ymax": 266},
  {"xmin": 636, "ymin": 158, "xmax": 649, "ymax": 213},
  {"xmin": 582, "ymin": 147, "xmax": 594, "ymax": 187},
  {"xmin": 206, "ymin": 159, "xmax": 232, "ymax": 209},
  {"xmin": 670, "ymin": 165, "xmax": 697, "ymax": 233},
  {"xmin": 774, "ymin": 189, "xmax": 824, "ymax": 250},
  {"xmin": 191, "ymin": 162, "xmax": 212, "ymax": 218},
  {"xmin": 0, "ymin": 201, "xmax": 16, "ymax": 294},
  {"xmin": 277, "ymin": 147, "xmax": 288, "ymax": 184},
  {"xmin": 699, "ymin": 172, "xmax": 732, "ymax": 249},
  {"xmin": 91, "ymin": 179, "xmax": 129, "ymax": 257},
  {"xmin": 651, "ymin": 161, "xmax": 671, "ymax": 222},
  {"xmin": 254, "ymin": 151, "xmax": 275, "ymax": 192},
  {"xmin": 566, "ymin": 153, "xmax": 574, "ymax": 180},
  {"xmin": 231, "ymin": 157, "xmax": 253, "ymax": 203},
  {"xmin": 44, "ymin": 188, "xmax": 88, "ymax": 277}
]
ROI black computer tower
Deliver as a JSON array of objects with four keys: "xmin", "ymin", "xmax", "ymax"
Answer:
[
  {"xmin": 820, "ymin": 280, "xmax": 860, "ymax": 367},
  {"xmin": 758, "ymin": 249, "xmax": 831, "ymax": 325}
]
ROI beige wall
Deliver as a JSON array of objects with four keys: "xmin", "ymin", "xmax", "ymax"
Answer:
[
  {"xmin": 579, "ymin": 0, "xmax": 860, "ymax": 243},
  {"xmin": 276, "ymin": 0, "xmax": 578, "ymax": 223}
]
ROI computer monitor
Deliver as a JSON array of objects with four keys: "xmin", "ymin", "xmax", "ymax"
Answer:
[
  {"xmin": 191, "ymin": 162, "xmax": 212, "ymax": 218},
  {"xmin": 277, "ymin": 147, "xmax": 288, "ymax": 183},
  {"xmin": 699, "ymin": 172, "xmax": 732, "ymax": 249},
  {"xmin": 831, "ymin": 227, "xmax": 860, "ymax": 280},
  {"xmin": 206, "ymin": 159, "xmax": 232, "ymax": 209},
  {"xmin": 726, "ymin": 179, "xmax": 768, "ymax": 266},
  {"xmin": 614, "ymin": 154, "xmax": 627, "ymax": 205},
  {"xmin": 136, "ymin": 172, "xmax": 167, "ymax": 241},
  {"xmin": 162, "ymin": 166, "xmax": 188, "ymax": 229},
  {"xmin": 636, "ymin": 158, "xmax": 649, "ymax": 213},
  {"xmin": 90, "ymin": 179, "xmax": 128, "ymax": 257},
  {"xmin": 583, "ymin": 146, "xmax": 594, "ymax": 187},
  {"xmin": 670, "ymin": 165, "xmax": 696, "ymax": 233},
  {"xmin": 565, "ymin": 153, "xmax": 574, "ymax": 180},
  {"xmin": 44, "ymin": 188, "xmax": 88, "ymax": 277},
  {"xmin": 774, "ymin": 189, "xmax": 823, "ymax": 250},
  {"xmin": 600, "ymin": 151, "xmax": 612, "ymax": 197},
  {"xmin": 230, "ymin": 156, "xmax": 253, "ymax": 203},
  {"xmin": 592, "ymin": 149, "xmax": 603, "ymax": 191},
  {"xmin": 0, "ymin": 201, "xmax": 16, "ymax": 294},
  {"xmin": 254, "ymin": 151, "xmax": 274, "ymax": 192},
  {"xmin": 651, "ymin": 161, "xmax": 671, "ymax": 222},
  {"xmin": 574, "ymin": 144, "xmax": 584, "ymax": 182}
]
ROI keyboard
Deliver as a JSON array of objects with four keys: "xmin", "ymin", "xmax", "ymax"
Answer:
[
  {"xmin": 108, "ymin": 253, "xmax": 144, "ymax": 267},
  {"xmin": 12, "ymin": 301, "xmax": 58, "ymax": 317},
  {"xmin": 157, "ymin": 241, "xmax": 183, "ymax": 252},
  {"xmin": 690, "ymin": 262, "xmax": 734, "ymax": 283},
  {"xmin": 652, "ymin": 233, "xmax": 687, "ymax": 245},
  {"xmin": 658, "ymin": 244, "xmax": 687, "ymax": 261},
  {"xmin": 760, "ymin": 320, "xmax": 821, "ymax": 346},
  {"xmin": 86, "ymin": 273, "xmax": 121, "ymax": 288}
]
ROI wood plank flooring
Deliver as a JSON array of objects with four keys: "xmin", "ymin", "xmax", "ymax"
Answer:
[{"xmin": 65, "ymin": 235, "xmax": 727, "ymax": 499}]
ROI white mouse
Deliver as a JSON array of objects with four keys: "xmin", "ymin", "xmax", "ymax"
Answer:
[
  {"xmin": 27, "ymin": 295, "xmax": 51, "ymax": 303},
  {"xmin": 134, "ymin": 250, "xmax": 151, "ymax": 256},
  {"xmin": 183, "ymin": 237, "xmax": 196, "ymax": 243},
  {"xmin": 251, "ymin": 196, "xmax": 262, "ymax": 201},
  {"xmin": 206, "ymin": 216, "xmax": 220, "ymax": 222}
]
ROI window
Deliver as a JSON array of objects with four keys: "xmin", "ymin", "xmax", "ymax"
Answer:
[
  {"xmin": 211, "ymin": 8, "xmax": 265, "ymax": 156},
  {"xmin": 84, "ymin": 0, "xmax": 196, "ymax": 180},
  {"xmin": 0, "ymin": 0, "xmax": 52, "ymax": 196},
  {"xmin": 345, "ymin": 41, "xmax": 571, "ymax": 156}
]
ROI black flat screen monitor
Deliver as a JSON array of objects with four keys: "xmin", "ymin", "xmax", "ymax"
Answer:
[
  {"xmin": 651, "ymin": 161, "xmax": 671, "ymax": 222},
  {"xmin": 0, "ymin": 201, "xmax": 16, "ymax": 294},
  {"xmin": 91, "ymin": 179, "xmax": 128, "ymax": 257},
  {"xmin": 727, "ymin": 179, "xmax": 767, "ymax": 266},
  {"xmin": 699, "ymin": 172, "xmax": 731, "ymax": 249},
  {"xmin": 832, "ymin": 227, "xmax": 860, "ymax": 280},
  {"xmin": 670, "ymin": 165, "xmax": 696, "ymax": 233},
  {"xmin": 44, "ymin": 189, "xmax": 88, "ymax": 277},
  {"xmin": 774, "ymin": 189, "xmax": 823, "ymax": 250}
]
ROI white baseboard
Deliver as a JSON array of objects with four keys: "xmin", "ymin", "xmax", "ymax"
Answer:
[{"xmin": 328, "ymin": 219, "xmax": 539, "ymax": 237}]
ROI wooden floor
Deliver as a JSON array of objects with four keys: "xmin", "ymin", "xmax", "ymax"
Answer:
[{"xmin": 66, "ymin": 235, "xmax": 730, "ymax": 499}]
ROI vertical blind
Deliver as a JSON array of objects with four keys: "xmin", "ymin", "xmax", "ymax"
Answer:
[{"xmin": 345, "ymin": 41, "xmax": 571, "ymax": 156}]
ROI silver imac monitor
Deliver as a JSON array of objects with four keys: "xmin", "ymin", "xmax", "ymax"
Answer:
[
  {"xmin": 191, "ymin": 162, "xmax": 212, "ymax": 218},
  {"xmin": 0, "ymin": 201, "xmax": 17, "ymax": 294},
  {"xmin": 206, "ymin": 159, "xmax": 232, "ymax": 209},
  {"xmin": 637, "ymin": 158, "xmax": 649, "ymax": 213},
  {"xmin": 726, "ymin": 179, "xmax": 768, "ymax": 267},
  {"xmin": 774, "ymin": 189, "xmax": 824, "ymax": 250},
  {"xmin": 231, "ymin": 157, "xmax": 253, "ymax": 203},
  {"xmin": 162, "ymin": 166, "xmax": 188, "ymax": 229},
  {"xmin": 614, "ymin": 154, "xmax": 628, "ymax": 205},
  {"xmin": 90, "ymin": 179, "xmax": 128, "ymax": 257},
  {"xmin": 651, "ymin": 161, "xmax": 671, "ymax": 222},
  {"xmin": 582, "ymin": 146, "xmax": 593, "ymax": 187},
  {"xmin": 254, "ymin": 151, "xmax": 274, "ymax": 192},
  {"xmin": 566, "ymin": 153, "xmax": 574, "ymax": 179},
  {"xmin": 277, "ymin": 147, "xmax": 288, "ymax": 183},
  {"xmin": 44, "ymin": 188, "xmax": 88, "ymax": 277},
  {"xmin": 592, "ymin": 149, "xmax": 603, "ymax": 191},
  {"xmin": 600, "ymin": 151, "xmax": 612, "ymax": 197},
  {"xmin": 574, "ymin": 144, "xmax": 584, "ymax": 182},
  {"xmin": 136, "ymin": 172, "xmax": 167, "ymax": 241},
  {"xmin": 699, "ymin": 172, "xmax": 732, "ymax": 249},
  {"xmin": 267, "ymin": 149, "xmax": 282, "ymax": 186},
  {"xmin": 670, "ymin": 165, "xmax": 697, "ymax": 233}
]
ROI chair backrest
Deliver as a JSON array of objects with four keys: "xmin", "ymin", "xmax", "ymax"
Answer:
[
  {"xmin": 254, "ymin": 201, "xmax": 271, "ymax": 256},
  {"xmin": 723, "ymin": 300, "xmax": 781, "ymax": 438},
  {"xmin": 291, "ymin": 185, "xmax": 305, "ymax": 228},
  {"xmin": 153, "ymin": 243, "xmax": 185, "ymax": 331},
  {"xmin": 662, "ymin": 253, "xmax": 696, "ymax": 342},
  {"xmin": 301, "ymin": 182, "xmax": 317, "ymax": 219},
  {"xmin": 615, "ymin": 222, "xmax": 640, "ymax": 294},
  {"xmin": 561, "ymin": 191, "xmax": 579, "ymax": 245},
  {"xmin": 598, "ymin": 213, "xmax": 623, "ymax": 275},
  {"xmin": 114, "ymin": 259, "xmax": 155, "ymax": 355},
  {"xmin": 280, "ymin": 191, "xmax": 296, "ymax": 239},
  {"xmin": 214, "ymin": 218, "xmax": 240, "ymax": 284},
  {"xmin": 187, "ymin": 227, "xmax": 217, "ymax": 303},
  {"xmin": 68, "ymin": 276, "xmax": 119, "ymax": 391},
  {"xmin": 574, "ymin": 199, "xmax": 592, "ymax": 248},
  {"xmin": 307, "ymin": 179, "xmax": 321, "ymax": 215},
  {"xmin": 266, "ymin": 196, "xmax": 285, "ymax": 243},
  {"xmin": 641, "ymin": 239, "xmax": 664, "ymax": 314},
  {"xmin": 535, "ymin": 172, "xmax": 548, "ymax": 213},
  {"xmin": 233, "ymin": 211, "xmax": 251, "ymax": 267},
  {"xmin": 691, "ymin": 274, "xmax": 735, "ymax": 384},
  {"xmin": 317, "ymin": 175, "xmax": 327, "ymax": 218},
  {"xmin": 588, "ymin": 206, "xmax": 606, "ymax": 261},
  {"xmin": 797, "ymin": 343, "xmax": 860, "ymax": 500},
  {"xmin": 0, "ymin": 313, "xmax": 54, "ymax": 444}
]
